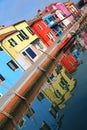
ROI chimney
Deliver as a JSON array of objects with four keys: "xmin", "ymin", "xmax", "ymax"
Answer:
[{"xmin": 37, "ymin": 9, "xmax": 42, "ymax": 15}]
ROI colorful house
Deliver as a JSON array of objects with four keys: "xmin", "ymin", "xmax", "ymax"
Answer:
[
  {"xmin": 17, "ymin": 96, "xmax": 59, "ymax": 130},
  {"xmin": 41, "ymin": 65, "xmax": 76, "ymax": 108},
  {"xmin": 60, "ymin": 53, "xmax": 78, "ymax": 73},
  {"xmin": 55, "ymin": 2, "xmax": 74, "ymax": 21},
  {"xmin": 0, "ymin": 46, "xmax": 23, "ymax": 97},
  {"xmin": 44, "ymin": 3, "xmax": 72, "ymax": 28},
  {"xmin": 27, "ymin": 17, "xmax": 57, "ymax": 47},
  {"xmin": 0, "ymin": 21, "xmax": 46, "ymax": 71},
  {"xmin": 42, "ymin": 14, "xmax": 63, "ymax": 37},
  {"xmin": 0, "ymin": 25, "xmax": 16, "ymax": 35},
  {"xmin": 64, "ymin": 1, "xmax": 81, "ymax": 20}
]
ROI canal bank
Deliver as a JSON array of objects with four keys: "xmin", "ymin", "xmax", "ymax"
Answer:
[{"xmin": 58, "ymin": 50, "xmax": 87, "ymax": 130}]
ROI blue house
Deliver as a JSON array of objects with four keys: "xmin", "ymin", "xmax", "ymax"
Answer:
[
  {"xmin": 17, "ymin": 93, "xmax": 59, "ymax": 130},
  {"xmin": 0, "ymin": 46, "xmax": 23, "ymax": 97},
  {"xmin": 43, "ymin": 14, "xmax": 63, "ymax": 37}
]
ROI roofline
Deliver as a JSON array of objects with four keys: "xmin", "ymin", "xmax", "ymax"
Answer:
[
  {"xmin": 0, "ymin": 30, "xmax": 18, "ymax": 42},
  {"xmin": 12, "ymin": 20, "xmax": 26, "ymax": 26}
]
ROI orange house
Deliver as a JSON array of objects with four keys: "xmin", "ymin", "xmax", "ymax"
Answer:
[{"xmin": 27, "ymin": 17, "xmax": 57, "ymax": 47}]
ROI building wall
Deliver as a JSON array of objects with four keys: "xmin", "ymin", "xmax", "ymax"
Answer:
[
  {"xmin": 43, "ymin": 14, "xmax": 57, "ymax": 28},
  {"xmin": 0, "ymin": 26, "xmax": 16, "ymax": 35},
  {"xmin": 31, "ymin": 19, "xmax": 57, "ymax": 47},
  {"xmin": 55, "ymin": 10, "xmax": 71, "ymax": 26},
  {"xmin": 0, "ymin": 46, "xmax": 23, "ymax": 96},
  {"xmin": 1, "ymin": 22, "xmax": 43, "ymax": 70},
  {"xmin": 56, "ymin": 3, "xmax": 74, "ymax": 21}
]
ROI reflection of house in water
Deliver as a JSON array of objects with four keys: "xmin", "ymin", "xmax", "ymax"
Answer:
[
  {"xmin": 16, "ymin": 65, "xmax": 76, "ymax": 130},
  {"xmin": 41, "ymin": 65, "xmax": 76, "ymax": 109},
  {"xmin": 18, "ymin": 118, "xmax": 25, "ymax": 129},
  {"xmin": 17, "ymin": 97, "xmax": 59, "ymax": 130}
]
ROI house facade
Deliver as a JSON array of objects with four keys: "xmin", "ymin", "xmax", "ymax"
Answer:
[
  {"xmin": 28, "ymin": 18, "xmax": 57, "ymax": 47},
  {"xmin": 44, "ymin": 3, "xmax": 72, "ymax": 27},
  {"xmin": 1, "ymin": 21, "xmax": 46, "ymax": 71},
  {"xmin": 0, "ymin": 46, "xmax": 23, "ymax": 97},
  {"xmin": 64, "ymin": 1, "xmax": 81, "ymax": 19},
  {"xmin": 56, "ymin": 2, "xmax": 74, "ymax": 21},
  {"xmin": 42, "ymin": 14, "xmax": 63, "ymax": 37}
]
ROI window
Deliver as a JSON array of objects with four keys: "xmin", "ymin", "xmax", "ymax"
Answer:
[
  {"xmin": 17, "ymin": 33, "xmax": 26, "ymax": 41},
  {"xmin": 26, "ymin": 47, "xmax": 36, "ymax": 59},
  {"xmin": 0, "ymin": 74, "xmax": 5, "ymax": 83},
  {"xmin": 55, "ymin": 14, "xmax": 58, "ymax": 18},
  {"xmin": 54, "ymin": 90, "xmax": 62, "ymax": 98},
  {"xmin": 44, "ymin": 20, "xmax": 49, "ymax": 25},
  {"xmin": 37, "ymin": 24, "xmax": 43, "ymax": 30},
  {"xmin": 46, "ymin": 32, "xmax": 54, "ymax": 40},
  {"xmin": 40, "ymin": 121, "xmax": 50, "ymax": 130},
  {"xmin": 25, "ymin": 107, "xmax": 35, "ymax": 118},
  {"xmin": 0, "ymin": 47, "xmax": 3, "ymax": 52},
  {"xmin": 37, "ymin": 92, "xmax": 44, "ymax": 101},
  {"xmin": 46, "ymin": 34, "xmax": 51, "ymax": 39},
  {"xmin": 26, "ymin": 26, "xmax": 34, "ymax": 35},
  {"xmin": 69, "ymin": 61, "xmax": 74, "ymax": 66},
  {"xmin": 55, "ymin": 65, "xmax": 62, "ymax": 75},
  {"xmin": 8, "ymin": 38, "xmax": 17, "ymax": 47},
  {"xmin": 49, "ymin": 32, "xmax": 54, "ymax": 36},
  {"xmin": 59, "ymin": 77, "xmax": 69, "ymax": 90},
  {"xmin": 20, "ymin": 30, "xmax": 27, "ymax": 37},
  {"xmin": 49, "ymin": 105, "xmax": 58, "ymax": 118},
  {"xmin": 22, "ymin": 47, "xmax": 37, "ymax": 60},
  {"xmin": 31, "ymin": 39, "xmax": 44, "ymax": 50},
  {"xmin": 48, "ymin": 16, "xmax": 55, "ymax": 22},
  {"xmin": 18, "ymin": 118, "xmax": 25, "ymax": 129},
  {"xmin": 42, "ymin": 22, "xmax": 47, "ymax": 27},
  {"xmin": 61, "ymin": 77, "xmax": 68, "ymax": 84},
  {"xmin": 7, "ymin": 60, "xmax": 18, "ymax": 71},
  {"xmin": 65, "ymin": 71, "xmax": 72, "ymax": 80},
  {"xmin": 22, "ymin": 52, "xmax": 33, "ymax": 64},
  {"xmin": 50, "ymin": 74, "xmax": 55, "ymax": 81}
]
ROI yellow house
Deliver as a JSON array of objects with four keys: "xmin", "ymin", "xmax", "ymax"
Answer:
[
  {"xmin": 13, "ymin": 20, "xmax": 47, "ymax": 52},
  {"xmin": 1, "ymin": 20, "xmax": 47, "ymax": 71},
  {"xmin": 41, "ymin": 65, "xmax": 76, "ymax": 108},
  {"xmin": 0, "ymin": 25, "xmax": 16, "ymax": 35}
]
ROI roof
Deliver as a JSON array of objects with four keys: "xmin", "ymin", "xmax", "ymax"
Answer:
[
  {"xmin": 27, "ymin": 15, "xmax": 42, "ymax": 26},
  {"xmin": 0, "ymin": 30, "xmax": 18, "ymax": 41},
  {"xmin": 13, "ymin": 20, "xmax": 26, "ymax": 26},
  {"xmin": 64, "ymin": 0, "xmax": 73, "ymax": 6},
  {"xmin": 27, "ymin": 9, "xmax": 55, "ymax": 26}
]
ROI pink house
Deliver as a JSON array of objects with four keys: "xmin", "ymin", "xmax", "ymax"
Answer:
[
  {"xmin": 55, "ymin": 2, "xmax": 74, "ymax": 21},
  {"xmin": 44, "ymin": 2, "xmax": 74, "ymax": 26}
]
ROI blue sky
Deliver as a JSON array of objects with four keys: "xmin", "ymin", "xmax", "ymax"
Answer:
[{"xmin": 0, "ymin": 0, "xmax": 79, "ymax": 26}]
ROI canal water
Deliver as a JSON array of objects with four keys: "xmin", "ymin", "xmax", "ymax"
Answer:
[{"xmin": 58, "ymin": 50, "xmax": 87, "ymax": 130}]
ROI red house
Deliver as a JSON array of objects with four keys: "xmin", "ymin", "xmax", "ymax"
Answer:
[
  {"xmin": 27, "ymin": 17, "xmax": 57, "ymax": 47},
  {"xmin": 60, "ymin": 53, "xmax": 78, "ymax": 73}
]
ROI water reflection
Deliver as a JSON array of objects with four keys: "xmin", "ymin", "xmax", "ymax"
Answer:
[
  {"xmin": 16, "ymin": 24, "xmax": 87, "ymax": 130},
  {"xmin": 58, "ymin": 51, "xmax": 87, "ymax": 130}
]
